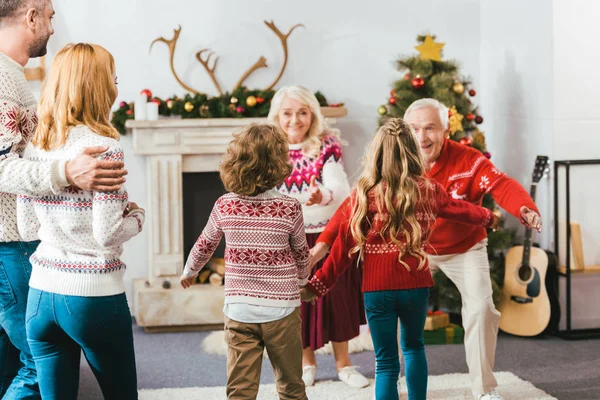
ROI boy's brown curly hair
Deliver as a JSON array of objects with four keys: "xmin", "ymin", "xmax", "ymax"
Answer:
[{"xmin": 220, "ymin": 123, "xmax": 292, "ymax": 196}]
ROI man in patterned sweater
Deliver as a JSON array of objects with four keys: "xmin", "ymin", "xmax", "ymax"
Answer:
[
  {"xmin": 0, "ymin": 1, "xmax": 127, "ymax": 397},
  {"xmin": 312, "ymin": 99, "xmax": 542, "ymax": 400}
]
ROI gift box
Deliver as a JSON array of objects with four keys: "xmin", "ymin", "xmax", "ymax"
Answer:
[
  {"xmin": 424, "ymin": 323, "xmax": 464, "ymax": 345},
  {"xmin": 424, "ymin": 310, "xmax": 449, "ymax": 331}
]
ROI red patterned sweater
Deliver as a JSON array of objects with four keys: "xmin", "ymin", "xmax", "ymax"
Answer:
[
  {"xmin": 183, "ymin": 190, "xmax": 310, "ymax": 308},
  {"xmin": 306, "ymin": 179, "xmax": 495, "ymax": 296},
  {"xmin": 318, "ymin": 139, "xmax": 539, "ymax": 256}
]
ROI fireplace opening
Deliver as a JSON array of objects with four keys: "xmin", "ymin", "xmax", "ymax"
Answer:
[{"xmin": 183, "ymin": 172, "xmax": 227, "ymax": 285}]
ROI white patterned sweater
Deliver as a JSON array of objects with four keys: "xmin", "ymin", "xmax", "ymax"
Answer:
[
  {"xmin": 0, "ymin": 53, "xmax": 69, "ymax": 242},
  {"xmin": 17, "ymin": 126, "xmax": 145, "ymax": 297},
  {"xmin": 183, "ymin": 190, "xmax": 310, "ymax": 308}
]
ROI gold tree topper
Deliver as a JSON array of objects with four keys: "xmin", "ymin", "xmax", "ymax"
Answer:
[
  {"xmin": 150, "ymin": 21, "xmax": 304, "ymax": 95},
  {"xmin": 415, "ymin": 35, "xmax": 445, "ymax": 62}
]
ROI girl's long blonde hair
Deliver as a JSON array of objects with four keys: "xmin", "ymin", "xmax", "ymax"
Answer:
[
  {"xmin": 33, "ymin": 43, "xmax": 119, "ymax": 150},
  {"xmin": 349, "ymin": 118, "xmax": 434, "ymax": 270}
]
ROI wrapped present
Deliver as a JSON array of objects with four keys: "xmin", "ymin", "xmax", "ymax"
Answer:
[
  {"xmin": 424, "ymin": 323, "xmax": 464, "ymax": 345},
  {"xmin": 424, "ymin": 310, "xmax": 449, "ymax": 331}
]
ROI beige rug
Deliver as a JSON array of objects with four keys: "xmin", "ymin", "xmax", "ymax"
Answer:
[
  {"xmin": 201, "ymin": 330, "xmax": 374, "ymax": 357},
  {"xmin": 138, "ymin": 371, "xmax": 557, "ymax": 399}
]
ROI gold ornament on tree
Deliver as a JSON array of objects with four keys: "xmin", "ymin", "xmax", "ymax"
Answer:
[
  {"xmin": 199, "ymin": 104, "xmax": 209, "ymax": 117},
  {"xmin": 184, "ymin": 101, "xmax": 194, "ymax": 112},
  {"xmin": 414, "ymin": 35, "xmax": 445, "ymax": 62},
  {"xmin": 452, "ymin": 82, "xmax": 464, "ymax": 94},
  {"xmin": 378, "ymin": 105, "xmax": 387, "ymax": 115},
  {"xmin": 150, "ymin": 20, "xmax": 304, "ymax": 95},
  {"xmin": 230, "ymin": 97, "xmax": 238, "ymax": 104},
  {"xmin": 246, "ymin": 96, "xmax": 257, "ymax": 107},
  {"xmin": 448, "ymin": 105, "xmax": 464, "ymax": 135}
]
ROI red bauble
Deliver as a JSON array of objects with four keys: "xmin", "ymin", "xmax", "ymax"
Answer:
[
  {"xmin": 256, "ymin": 96, "xmax": 265, "ymax": 104},
  {"xmin": 119, "ymin": 101, "xmax": 127, "ymax": 108},
  {"xmin": 140, "ymin": 89, "xmax": 152, "ymax": 99},
  {"xmin": 412, "ymin": 77, "xmax": 425, "ymax": 90},
  {"xmin": 126, "ymin": 109, "xmax": 133, "ymax": 115},
  {"xmin": 390, "ymin": 90, "xmax": 396, "ymax": 97},
  {"xmin": 459, "ymin": 137, "xmax": 473, "ymax": 146},
  {"xmin": 388, "ymin": 97, "xmax": 397, "ymax": 105},
  {"xmin": 475, "ymin": 116, "xmax": 484, "ymax": 124},
  {"xmin": 236, "ymin": 106, "xmax": 245, "ymax": 113},
  {"xmin": 469, "ymin": 89, "xmax": 477, "ymax": 96},
  {"xmin": 151, "ymin": 98, "xmax": 161, "ymax": 105},
  {"xmin": 466, "ymin": 113, "xmax": 475, "ymax": 121},
  {"xmin": 404, "ymin": 73, "xmax": 411, "ymax": 80}
]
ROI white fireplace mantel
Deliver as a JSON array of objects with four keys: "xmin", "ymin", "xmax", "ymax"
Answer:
[{"xmin": 125, "ymin": 116, "xmax": 341, "ymax": 329}]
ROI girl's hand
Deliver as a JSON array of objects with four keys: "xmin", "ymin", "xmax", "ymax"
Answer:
[
  {"xmin": 520, "ymin": 206, "xmax": 542, "ymax": 232},
  {"xmin": 124, "ymin": 201, "xmax": 140, "ymax": 216},
  {"xmin": 300, "ymin": 287, "xmax": 318, "ymax": 303},
  {"xmin": 305, "ymin": 176, "xmax": 323, "ymax": 206},
  {"xmin": 309, "ymin": 242, "xmax": 330, "ymax": 268},
  {"xmin": 180, "ymin": 273, "xmax": 197, "ymax": 289}
]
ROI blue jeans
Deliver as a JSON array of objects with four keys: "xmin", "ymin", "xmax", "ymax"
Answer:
[
  {"xmin": 364, "ymin": 288, "xmax": 429, "ymax": 400},
  {"xmin": 26, "ymin": 288, "xmax": 138, "ymax": 400},
  {"xmin": 0, "ymin": 240, "xmax": 41, "ymax": 399}
]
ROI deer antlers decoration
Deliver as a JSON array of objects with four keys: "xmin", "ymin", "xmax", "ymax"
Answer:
[{"xmin": 150, "ymin": 20, "xmax": 304, "ymax": 95}]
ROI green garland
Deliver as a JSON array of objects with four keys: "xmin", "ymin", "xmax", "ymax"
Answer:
[{"xmin": 111, "ymin": 87, "xmax": 331, "ymax": 135}]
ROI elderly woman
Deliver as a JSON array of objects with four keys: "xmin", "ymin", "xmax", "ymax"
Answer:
[{"xmin": 268, "ymin": 86, "xmax": 368, "ymax": 389}]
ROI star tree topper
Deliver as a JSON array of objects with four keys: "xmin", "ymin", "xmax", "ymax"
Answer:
[{"xmin": 415, "ymin": 35, "xmax": 445, "ymax": 62}]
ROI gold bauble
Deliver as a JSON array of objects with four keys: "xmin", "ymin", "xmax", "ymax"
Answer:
[
  {"xmin": 166, "ymin": 100, "xmax": 174, "ymax": 109},
  {"xmin": 377, "ymin": 105, "xmax": 387, "ymax": 115},
  {"xmin": 230, "ymin": 96, "xmax": 239, "ymax": 104},
  {"xmin": 452, "ymin": 82, "xmax": 465, "ymax": 94},
  {"xmin": 184, "ymin": 101, "xmax": 194, "ymax": 112},
  {"xmin": 246, "ymin": 95, "xmax": 257, "ymax": 107},
  {"xmin": 199, "ymin": 104, "xmax": 209, "ymax": 117}
]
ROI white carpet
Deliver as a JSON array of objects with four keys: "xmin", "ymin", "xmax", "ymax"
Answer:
[
  {"xmin": 138, "ymin": 371, "xmax": 556, "ymax": 399},
  {"xmin": 201, "ymin": 330, "xmax": 374, "ymax": 357}
]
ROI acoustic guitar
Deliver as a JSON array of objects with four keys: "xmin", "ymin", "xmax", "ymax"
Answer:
[{"xmin": 498, "ymin": 156, "xmax": 560, "ymax": 336}]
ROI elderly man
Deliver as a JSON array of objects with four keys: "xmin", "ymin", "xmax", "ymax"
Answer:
[
  {"xmin": 310, "ymin": 98, "xmax": 541, "ymax": 400},
  {"xmin": 0, "ymin": 1, "xmax": 127, "ymax": 397}
]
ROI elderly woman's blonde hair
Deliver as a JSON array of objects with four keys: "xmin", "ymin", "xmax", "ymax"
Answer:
[
  {"xmin": 33, "ymin": 43, "xmax": 119, "ymax": 151},
  {"xmin": 220, "ymin": 123, "xmax": 292, "ymax": 196},
  {"xmin": 267, "ymin": 85, "xmax": 341, "ymax": 159}
]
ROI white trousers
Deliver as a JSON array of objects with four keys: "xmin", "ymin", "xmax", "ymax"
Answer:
[{"xmin": 428, "ymin": 239, "xmax": 500, "ymax": 396}]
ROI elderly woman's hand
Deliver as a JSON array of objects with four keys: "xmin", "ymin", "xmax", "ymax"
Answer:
[{"xmin": 305, "ymin": 176, "xmax": 323, "ymax": 206}]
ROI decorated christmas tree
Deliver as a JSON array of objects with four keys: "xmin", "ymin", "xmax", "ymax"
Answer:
[{"xmin": 378, "ymin": 34, "xmax": 514, "ymax": 313}]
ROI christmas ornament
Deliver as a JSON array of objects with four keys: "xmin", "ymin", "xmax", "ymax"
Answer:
[
  {"xmin": 119, "ymin": 101, "xmax": 127, "ymax": 108},
  {"xmin": 151, "ymin": 98, "xmax": 161, "ymax": 105},
  {"xmin": 404, "ymin": 73, "xmax": 411, "ymax": 80},
  {"xmin": 390, "ymin": 90, "xmax": 396, "ymax": 97},
  {"xmin": 475, "ymin": 116, "xmax": 484, "ymax": 124},
  {"xmin": 469, "ymin": 89, "xmax": 476, "ymax": 96},
  {"xmin": 140, "ymin": 89, "xmax": 152, "ymax": 99},
  {"xmin": 184, "ymin": 101, "xmax": 194, "ymax": 112},
  {"xmin": 378, "ymin": 105, "xmax": 387, "ymax": 115},
  {"xmin": 230, "ymin": 96, "xmax": 239, "ymax": 104},
  {"xmin": 228, "ymin": 104, "xmax": 236, "ymax": 112},
  {"xmin": 256, "ymin": 96, "xmax": 265, "ymax": 104},
  {"xmin": 166, "ymin": 99, "xmax": 174, "ymax": 109},
  {"xmin": 448, "ymin": 106, "xmax": 464, "ymax": 135},
  {"xmin": 484, "ymin": 151, "xmax": 492, "ymax": 159},
  {"xmin": 414, "ymin": 35, "xmax": 445, "ymax": 62},
  {"xmin": 452, "ymin": 82, "xmax": 464, "ymax": 94},
  {"xmin": 412, "ymin": 75, "xmax": 425, "ymax": 90},
  {"xmin": 200, "ymin": 104, "xmax": 209, "ymax": 117},
  {"xmin": 459, "ymin": 137, "xmax": 473, "ymax": 146},
  {"xmin": 388, "ymin": 97, "xmax": 397, "ymax": 105},
  {"xmin": 126, "ymin": 109, "xmax": 133, "ymax": 115},
  {"xmin": 246, "ymin": 96, "xmax": 257, "ymax": 107},
  {"xmin": 466, "ymin": 113, "xmax": 475, "ymax": 121},
  {"xmin": 236, "ymin": 106, "xmax": 245, "ymax": 113}
]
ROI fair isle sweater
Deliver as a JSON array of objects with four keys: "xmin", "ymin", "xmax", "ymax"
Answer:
[
  {"xmin": 183, "ymin": 190, "xmax": 310, "ymax": 308},
  {"xmin": 17, "ymin": 126, "xmax": 145, "ymax": 297},
  {"xmin": 307, "ymin": 179, "xmax": 495, "ymax": 297},
  {"xmin": 276, "ymin": 134, "xmax": 350, "ymax": 234},
  {"xmin": 0, "ymin": 52, "xmax": 69, "ymax": 242}
]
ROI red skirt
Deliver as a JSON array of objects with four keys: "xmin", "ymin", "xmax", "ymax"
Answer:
[{"xmin": 301, "ymin": 233, "xmax": 366, "ymax": 350}]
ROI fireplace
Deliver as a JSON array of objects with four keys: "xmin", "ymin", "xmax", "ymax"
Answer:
[{"xmin": 127, "ymin": 114, "xmax": 344, "ymax": 330}]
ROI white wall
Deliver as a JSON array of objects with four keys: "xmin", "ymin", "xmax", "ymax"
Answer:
[
  {"xmin": 479, "ymin": 0, "xmax": 554, "ymax": 249},
  {"xmin": 49, "ymin": 0, "xmax": 481, "ymax": 304}
]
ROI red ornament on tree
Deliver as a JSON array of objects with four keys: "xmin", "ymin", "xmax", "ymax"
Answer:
[
  {"xmin": 119, "ymin": 101, "xmax": 127, "ymax": 108},
  {"xmin": 126, "ymin": 109, "xmax": 133, "ymax": 115},
  {"xmin": 466, "ymin": 113, "xmax": 475, "ymax": 121},
  {"xmin": 469, "ymin": 89, "xmax": 477, "ymax": 96},
  {"xmin": 236, "ymin": 106, "xmax": 245, "ymax": 113},
  {"xmin": 140, "ymin": 89, "xmax": 152, "ymax": 99},
  {"xmin": 475, "ymin": 116, "xmax": 484, "ymax": 124},
  {"xmin": 460, "ymin": 137, "xmax": 473, "ymax": 146},
  {"xmin": 388, "ymin": 97, "xmax": 397, "ymax": 105},
  {"xmin": 390, "ymin": 90, "xmax": 396, "ymax": 97},
  {"xmin": 412, "ymin": 76, "xmax": 425, "ymax": 90},
  {"xmin": 404, "ymin": 73, "xmax": 411, "ymax": 80},
  {"xmin": 256, "ymin": 96, "xmax": 265, "ymax": 104}
]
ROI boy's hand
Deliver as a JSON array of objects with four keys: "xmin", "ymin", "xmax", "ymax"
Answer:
[
  {"xmin": 300, "ymin": 287, "xmax": 317, "ymax": 303},
  {"xmin": 180, "ymin": 273, "xmax": 197, "ymax": 289}
]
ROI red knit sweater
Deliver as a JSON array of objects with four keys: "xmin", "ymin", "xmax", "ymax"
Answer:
[
  {"xmin": 318, "ymin": 139, "xmax": 539, "ymax": 256},
  {"xmin": 306, "ymin": 179, "xmax": 495, "ymax": 296}
]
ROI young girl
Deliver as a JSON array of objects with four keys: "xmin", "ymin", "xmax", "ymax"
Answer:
[
  {"xmin": 301, "ymin": 118, "xmax": 502, "ymax": 400},
  {"xmin": 16, "ymin": 43, "xmax": 144, "ymax": 399},
  {"xmin": 180, "ymin": 123, "xmax": 310, "ymax": 400}
]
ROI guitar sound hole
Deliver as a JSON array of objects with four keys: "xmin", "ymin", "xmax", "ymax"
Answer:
[{"xmin": 518, "ymin": 265, "xmax": 532, "ymax": 282}]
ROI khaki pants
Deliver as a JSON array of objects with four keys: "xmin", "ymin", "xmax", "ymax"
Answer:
[
  {"xmin": 428, "ymin": 239, "xmax": 500, "ymax": 396},
  {"xmin": 225, "ymin": 308, "xmax": 307, "ymax": 400}
]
